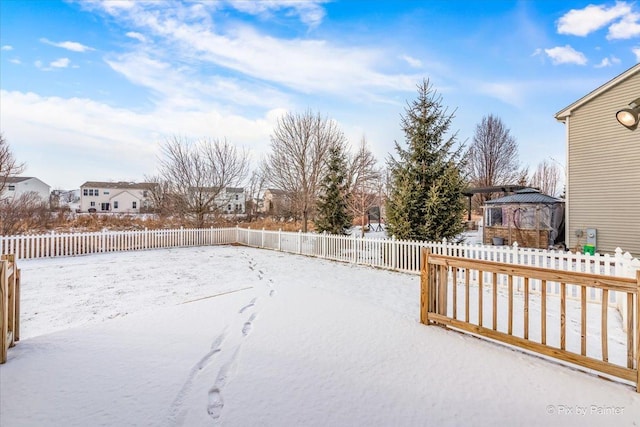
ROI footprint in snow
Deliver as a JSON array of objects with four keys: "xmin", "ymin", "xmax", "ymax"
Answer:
[
  {"xmin": 242, "ymin": 313, "xmax": 257, "ymax": 336},
  {"xmin": 239, "ymin": 298, "xmax": 257, "ymax": 314},
  {"xmin": 207, "ymin": 388, "xmax": 224, "ymax": 419}
]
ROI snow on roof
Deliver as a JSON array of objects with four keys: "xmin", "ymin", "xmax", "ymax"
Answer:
[{"xmin": 80, "ymin": 181, "xmax": 156, "ymax": 190}]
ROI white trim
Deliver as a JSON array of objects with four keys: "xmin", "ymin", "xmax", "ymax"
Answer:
[{"xmin": 555, "ymin": 63, "xmax": 640, "ymax": 121}]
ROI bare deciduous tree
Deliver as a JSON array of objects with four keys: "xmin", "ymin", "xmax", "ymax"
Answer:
[
  {"xmin": 144, "ymin": 174, "xmax": 174, "ymax": 218},
  {"xmin": 245, "ymin": 164, "xmax": 267, "ymax": 222},
  {"xmin": 0, "ymin": 134, "xmax": 26, "ymax": 197},
  {"xmin": 529, "ymin": 159, "xmax": 562, "ymax": 197},
  {"xmin": 346, "ymin": 137, "xmax": 381, "ymax": 236},
  {"xmin": 466, "ymin": 114, "xmax": 523, "ymax": 209},
  {"xmin": 0, "ymin": 192, "xmax": 50, "ymax": 235},
  {"xmin": 264, "ymin": 110, "xmax": 346, "ymax": 232},
  {"xmin": 157, "ymin": 136, "xmax": 249, "ymax": 227}
]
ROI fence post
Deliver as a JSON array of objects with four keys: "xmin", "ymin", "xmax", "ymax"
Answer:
[
  {"xmin": 298, "ymin": 230, "xmax": 302, "ymax": 254},
  {"xmin": 352, "ymin": 233, "xmax": 357, "ymax": 264},
  {"xmin": 391, "ymin": 236, "xmax": 397, "ymax": 270},
  {"xmin": 262, "ymin": 228, "xmax": 265, "ymax": 249},
  {"xmin": 420, "ymin": 248, "xmax": 431, "ymax": 325},
  {"xmin": 0, "ymin": 260, "xmax": 6, "ymax": 363},
  {"xmin": 322, "ymin": 231, "xmax": 327, "ymax": 258},
  {"xmin": 278, "ymin": 229, "xmax": 282, "ymax": 251},
  {"xmin": 636, "ymin": 270, "xmax": 640, "ymax": 393}
]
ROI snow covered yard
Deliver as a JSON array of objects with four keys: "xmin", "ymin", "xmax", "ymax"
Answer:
[{"xmin": 1, "ymin": 245, "xmax": 639, "ymax": 426}]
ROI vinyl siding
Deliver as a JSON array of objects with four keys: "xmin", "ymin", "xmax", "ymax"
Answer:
[{"xmin": 566, "ymin": 70, "xmax": 640, "ymax": 257}]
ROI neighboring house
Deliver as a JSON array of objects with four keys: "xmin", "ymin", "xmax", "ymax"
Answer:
[
  {"xmin": 1, "ymin": 177, "xmax": 51, "ymax": 205},
  {"xmin": 216, "ymin": 187, "xmax": 246, "ymax": 214},
  {"xmin": 554, "ymin": 63, "xmax": 640, "ymax": 257},
  {"xmin": 187, "ymin": 186, "xmax": 246, "ymax": 214},
  {"xmin": 79, "ymin": 181, "xmax": 155, "ymax": 213},
  {"xmin": 262, "ymin": 188, "xmax": 291, "ymax": 216}
]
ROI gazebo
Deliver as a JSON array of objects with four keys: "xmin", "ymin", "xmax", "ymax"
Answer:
[{"xmin": 482, "ymin": 188, "xmax": 565, "ymax": 249}]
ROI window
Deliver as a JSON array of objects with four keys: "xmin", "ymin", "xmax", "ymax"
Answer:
[
  {"xmin": 8, "ymin": 185, "xmax": 15, "ymax": 191},
  {"xmin": 235, "ymin": 194, "xmax": 239, "ymax": 200},
  {"xmin": 90, "ymin": 201, "xmax": 95, "ymax": 207},
  {"xmin": 132, "ymin": 201, "xmax": 137, "ymax": 209},
  {"xmin": 101, "ymin": 203, "xmax": 110, "ymax": 211},
  {"xmin": 228, "ymin": 204, "xmax": 231, "ymax": 211},
  {"xmin": 104, "ymin": 191, "xmax": 109, "ymax": 195},
  {"xmin": 114, "ymin": 201, "xmax": 119, "ymax": 209},
  {"xmin": 83, "ymin": 189, "xmax": 88, "ymax": 196},
  {"xmin": 143, "ymin": 190, "xmax": 148, "ymax": 197}
]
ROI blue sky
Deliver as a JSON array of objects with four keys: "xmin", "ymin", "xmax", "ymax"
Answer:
[{"xmin": 1, "ymin": 0, "xmax": 639, "ymax": 190}]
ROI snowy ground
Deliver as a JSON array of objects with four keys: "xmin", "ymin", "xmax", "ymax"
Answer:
[{"xmin": 1, "ymin": 245, "xmax": 639, "ymax": 426}]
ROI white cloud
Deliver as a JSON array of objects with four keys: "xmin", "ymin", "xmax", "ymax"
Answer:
[
  {"xmin": 50, "ymin": 58, "xmax": 70, "ymax": 68},
  {"xmin": 633, "ymin": 47, "xmax": 640, "ymax": 61},
  {"xmin": 105, "ymin": 52, "xmax": 292, "ymax": 110},
  {"xmin": 228, "ymin": 0, "xmax": 328, "ymax": 28},
  {"xmin": 9, "ymin": 59, "xmax": 21, "ymax": 65},
  {"xmin": 594, "ymin": 56, "xmax": 621, "ymax": 68},
  {"xmin": 608, "ymin": 13, "xmax": 640, "ymax": 39},
  {"xmin": 40, "ymin": 38, "xmax": 95, "ymax": 52},
  {"xmin": 126, "ymin": 31, "xmax": 146, "ymax": 42},
  {"xmin": 475, "ymin": 81, "xmax": 525, "ymax": 108},
  {"xmin": 0, "ymin": 89, "xmax": 284, "ymax": 188},
  {"xmin": 544, "ymin": 45, "xmax": 588, "ymax": 65},
  {"xmin": 82, "ymin": 2, "xmax": 418, "ymax": 99},
  {"xmin": 400, "ymin": 55, "xmax": 422, "ymax": 68},
  {"xmin": 35, "ymin": 57, "xmax": 72, "ymax": 71},
  {"xmin": 1, "ymin": 45, "xmax": 13, "ymax": 51},
  {"xmin": 557, "ymin": 2, "xmax": 631, "ymax": 36}
]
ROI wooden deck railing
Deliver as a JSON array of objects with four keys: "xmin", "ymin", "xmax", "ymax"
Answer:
[
  {"xmin": 420, "ymin": 248, "xmax": 640, "ymax": 391},
  {"xmin": 1, "ymin": 254, "xmax": 20, "ymax": 363}
]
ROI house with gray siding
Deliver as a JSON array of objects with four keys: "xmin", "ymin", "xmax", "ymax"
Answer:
[{"xmin": 555, "ymin": 63, "xmax": 640, "ymax": 257}]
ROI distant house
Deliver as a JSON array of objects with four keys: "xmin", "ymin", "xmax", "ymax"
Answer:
[
  {"xmin": 554, "ymin": 63, "xmax": 640, "ymax": 257},
  {"xmin": 187, "ymin": 186, "xmax": 246, "ymax": 215},
  {"xmin": 262, "ymin": 188, "xmax": 291, "ymax": 216},
  {"xmin": 79, "ymin": 181, "xmax": 155, "ymax": 213},
  {"xmin": 217, "ymin": 187, "xmax": 246, "ymax": 214},
  {"xmin": 1, "ymin": 177, "xmax": 50, "ymax": 205}
]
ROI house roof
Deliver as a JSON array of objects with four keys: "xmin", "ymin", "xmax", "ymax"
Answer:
[
  {"xmin": 6, "ymin": 176, "xmax": 34, "ymax": 183},
  {"xmin": 555, "ymin": 63, "xmax": 640, "ymax": 121},
  {"xmin": 485, "ymin": 189, "xmax": 563, "ymax": 205},
  {"xmin": 265, "ymin": 188, "xmax": 287, "ymax": 195},
  {"xmin": 80, "ymin": 181, "xmax": 156, "ymax": 190}
]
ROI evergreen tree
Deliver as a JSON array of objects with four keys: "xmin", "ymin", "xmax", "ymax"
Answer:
[
  {"xmin": 315, "ymin": 145, "xmax": 352, "ymax": 235},
  {"xmin": 386, "ymin": 79, "xmax": 466, "ymax": 241}
]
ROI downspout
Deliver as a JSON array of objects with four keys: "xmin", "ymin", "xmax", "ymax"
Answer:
[{"xmin": 564, "ymin": 115, "xmax": 570, "ymax": 249}]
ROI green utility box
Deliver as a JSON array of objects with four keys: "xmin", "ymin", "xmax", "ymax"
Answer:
[{"xmin": 583, "ymin": 244, "xmax": 596, "ymax": 255}]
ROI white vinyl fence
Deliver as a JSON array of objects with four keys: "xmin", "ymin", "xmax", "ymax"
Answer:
[
  {"xmin": 0, "ymin": 227, "xmax": 237, "ymax": 259},
  {"xmin": 2, "ymin": 226, "xmax": 639, "ymax": 319}
]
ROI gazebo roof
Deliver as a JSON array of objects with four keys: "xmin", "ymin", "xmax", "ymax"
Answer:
[{"xmin": 485, "ymin": 188, "xmax": 563, "ymax": 205}]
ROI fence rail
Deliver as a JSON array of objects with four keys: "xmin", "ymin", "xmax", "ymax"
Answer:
[
  {"xmin": 1, "ymin": 254, "xmax": 20, "ymax": 364},
  {"xmin": 420, "ymin": 248, "xmax": 640, "ymax": 391}
]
